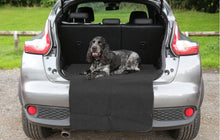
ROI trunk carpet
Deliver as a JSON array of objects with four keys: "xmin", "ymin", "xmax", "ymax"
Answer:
[{"xmin": 66, "ymin": 64, "xmax": 161, "ymax": 131}]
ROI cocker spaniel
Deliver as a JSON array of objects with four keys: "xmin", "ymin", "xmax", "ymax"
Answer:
[{"xmin": 82, "ymin": 36, "xmax": 140, "ymax": 80}]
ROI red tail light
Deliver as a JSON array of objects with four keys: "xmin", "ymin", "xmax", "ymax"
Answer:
[
  {"xmin": 24, "ymin": 20, "xmax": 51, "ymax": 54},
  {"xmin": 172, "ymin": 22, "xmax": 199, "ymax": 55}
]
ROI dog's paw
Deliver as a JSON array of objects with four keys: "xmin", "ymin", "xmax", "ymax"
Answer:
[
  {"xmin": 86, "ymin": 74, "xmax": 96, "ymax": 80},
  {"xmin": 79, "ymin": 71, "xmax": 87, "ymax": 75},
  {"xmin": 135, "ymin": 67, "xmax": 140, "ymax": 71},
  {"xmin": 86, "ymin": 74, "xmax": 92, "ymax": 80},
  {"xmin": 122, "ymin": 70, "xmax": 130, "ymax": 74}
]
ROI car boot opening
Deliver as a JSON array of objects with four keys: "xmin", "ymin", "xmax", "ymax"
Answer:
[{"xmin": 56, "ymin": 1, "xmax": 167, "ymax": 79}]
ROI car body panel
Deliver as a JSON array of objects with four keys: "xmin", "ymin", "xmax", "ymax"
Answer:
[
  {"xmin": 20, "ymin": 53, "xmax": 202, "ymax": 109},
  {"xmin": 154, "ymin": 55, "xmax": 202, "ymax": 108},
  {"xmin": 20, "ymin": 52, "xmax": 69, "ymax": 107}
]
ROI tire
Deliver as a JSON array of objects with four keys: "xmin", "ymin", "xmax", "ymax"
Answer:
[
  {"xmin": 169, "ymin": 109, "xmax": 201, "ymax": 140},
  {"xmin": 22, "ymin": 109, "xmax": 53, "ymax": 139}
]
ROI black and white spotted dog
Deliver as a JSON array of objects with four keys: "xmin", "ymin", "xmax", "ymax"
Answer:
[{"xmin": 82, "ymin": 36, "xmax": 140, "ymax": 80}]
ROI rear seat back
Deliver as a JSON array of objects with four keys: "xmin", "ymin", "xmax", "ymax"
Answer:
[
  {"xmin": 59, "ymin": 11, "xmax": 165, "ymax": 65},
  {"xmin": 123, "ymin": 11, "xmax": 164, "ymax": 64},
  {"xmin": 59, "ymin": 23, "xmax": 164, "ymax": 65},
  {"xmin": 121, "ymin": 25, "xmax": 164, "ymax": 64},
  {"xmin": 59, "ymin": 24, "xmax": 121, "ymax": 64}
]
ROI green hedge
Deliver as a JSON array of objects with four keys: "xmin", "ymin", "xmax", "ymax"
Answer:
[
  {"xmin": 0, "ymin": 0, "xmax": 56, "ymax": 7},
  {"xmin": 0, "ymin": 0, "xmax": 219, "ymax": 13},
  {"xmin": 167, "ymin": 0, "xmax": 219, "ymax": 13},
  {"xmin": 40, "ymin": 0, "xmax": 57, "ymax": 7}
]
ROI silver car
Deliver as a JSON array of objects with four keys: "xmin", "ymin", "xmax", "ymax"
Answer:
[{"xmin": 19, "ymin": 0, "xmax": 204, "ymax": 139}]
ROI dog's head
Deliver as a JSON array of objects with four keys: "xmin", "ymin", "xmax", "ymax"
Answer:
[{"xmin": 87, "ymin": 36, "xmax": 110, "ymax": 63}]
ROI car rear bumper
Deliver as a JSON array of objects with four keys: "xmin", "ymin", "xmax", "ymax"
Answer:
[
  {"xmin": 20, "ymin": 53, "xmax": 203, "ymax": 129},
  {"xmin": 23, "ymin": 105, "xmax": 198, "ymax": 130}
]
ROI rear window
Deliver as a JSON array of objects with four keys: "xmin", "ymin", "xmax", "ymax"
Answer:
[{"xmin": 77, "ymin": 2, "xmax": 148, "ymax": 23}]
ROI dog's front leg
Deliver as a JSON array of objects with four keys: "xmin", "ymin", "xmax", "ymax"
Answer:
[
  {"xmin": 112, "ymin": 65, "xmax": 126, "ymax": 75},
  {"xmin": 86, "ymin": 71, "xmax": 108, "ymax": 80},
  {"xmin": 86, "ymin": 64, "xmax": 110, "ymax": 80},
  {"xmin": 79, "ymin": 63, "xmax": 96, "ymax": 75},
  {"xmin": 79, "ymin": 69, "xmax": 91, "ymax": 75}
]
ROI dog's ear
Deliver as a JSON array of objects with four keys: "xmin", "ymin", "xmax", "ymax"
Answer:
[
  {"xmin": 101, "ymin": 44, "xmax": 112, "ymax": 65},
  {"xmin": 86, "ymin": 47, "xmax": 93, "ymax": 63}
]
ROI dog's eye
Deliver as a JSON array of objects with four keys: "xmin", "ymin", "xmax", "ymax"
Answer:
[
  {"xmin": 98, "ymin": 41, "xmax": 102, "ymax": 45},
  {"xmin": 92, "ymin": 40, "xmax": 95, "ymax": 44}
]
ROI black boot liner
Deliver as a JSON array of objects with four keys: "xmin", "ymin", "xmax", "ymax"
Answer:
[{"xmin": 66, "ymin": 64, "xmax": 162, "ymax": 132}]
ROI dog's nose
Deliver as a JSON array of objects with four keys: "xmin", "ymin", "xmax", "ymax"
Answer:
[{"xmin": 92, "ymin": 46, "xmax": 97, "ymax": 52}]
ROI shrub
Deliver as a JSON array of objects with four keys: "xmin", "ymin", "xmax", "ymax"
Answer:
[
  {"xmin": 40, "ymin": 0, "xmax": 57, "ymax": 7},
  {"xmin": 0, "ymin": 0, "xmax": 219, "ymax": 13},
  {"xmin": 0, "ymin": 0, "xmax": 55, "ymax": 7},
  {"xmin": 168, "ymin": 0, "xmax": 219, "ymax": 13}
]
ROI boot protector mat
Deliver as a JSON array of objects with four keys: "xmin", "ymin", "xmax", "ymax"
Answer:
[{"xmin": 67, "ymin": 64, "xmax": 161, "ymax": 131}]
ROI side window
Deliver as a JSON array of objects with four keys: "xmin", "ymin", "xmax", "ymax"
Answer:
[{"xmin": 77, "ymin": 2, "xmax": 148, "ymax": 24}]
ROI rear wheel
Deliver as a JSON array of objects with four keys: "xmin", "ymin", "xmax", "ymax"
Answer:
[
  {"xmin": 169, "ymin": 109, "xmax": 201, "ymax": 140},
  {"xmin": 22, "ymin": 109, "xmax": 53, "ymax": 139}
]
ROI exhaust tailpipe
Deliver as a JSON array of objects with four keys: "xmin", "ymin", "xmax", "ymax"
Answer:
[{"xmin": 61, "ymin": 129, "xmax": 71, "ymax": 138}]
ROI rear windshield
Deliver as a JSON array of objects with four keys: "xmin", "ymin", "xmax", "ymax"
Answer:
[{"xmin": 77, "ymin": 2, "xmax": 148, "ymax": 23}]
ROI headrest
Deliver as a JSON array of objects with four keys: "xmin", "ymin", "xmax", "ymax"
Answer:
[
  {"xmin": 133, "ymin": 18, "xmax": 153, "ymax": 25},
  {"xmin": 102, "ymin": 19, "xmax": 120, "ymax": 25},
  {"xmin": 69, "ymin": 13, "xmax": 89, "ymax": 19},
  {"xmin": 129, "ymin": 11, "xmax": 148, "ymax": 24},
  {"xmin": 77, "ymin": 7, "xmax": 94, "ymax": 22},
  {"xmin": 69, "ymin": 13, "xmax": 89, "ymax": 23}
]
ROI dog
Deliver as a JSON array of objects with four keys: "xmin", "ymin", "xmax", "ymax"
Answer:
[{"xmin": 82, "ymin": 36, "xmax": 140, "ymax": 80}]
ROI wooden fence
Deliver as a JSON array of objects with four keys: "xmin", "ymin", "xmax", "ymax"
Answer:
[
  {"xmin": 182, "ymin": 31, "xmax": 220, "ymax": 37},
  {"xmin": 0, "ymin": 31, "xmax": 219, "ymax": 50},
  {"xmin": 0, "ymin": 31, "xmax": 41, "ymax": 50}
]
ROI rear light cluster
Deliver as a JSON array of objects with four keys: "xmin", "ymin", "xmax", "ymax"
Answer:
[
  {"xmin": 24, "ymin": 20, "xmax": 51, "ymax": 54},
  {"xmin": 172, "ymin": 22, "xmax": 199, "ymax": 55}
]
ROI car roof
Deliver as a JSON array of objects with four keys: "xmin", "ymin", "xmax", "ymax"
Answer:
[
  {"xmin": 59, "ymin": 0, "xmax": 164, "ymax": 6},
  {"xmin": 59, "ymin": 0, "xmax": 165, "ymax": 14}
]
